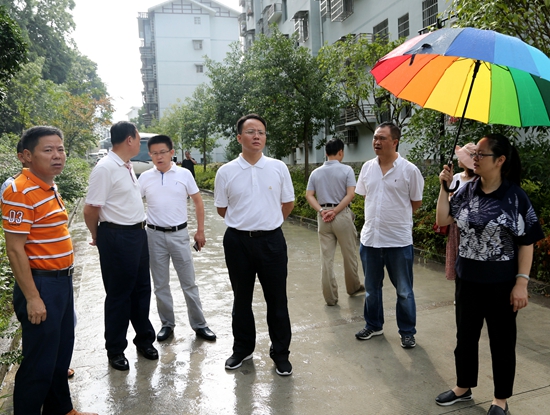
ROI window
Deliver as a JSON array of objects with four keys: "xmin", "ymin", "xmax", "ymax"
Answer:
[
  {"xmin": 373, "ymin": 19, "xmax": 389, "ymax": 43},
  {"xmin": 398, "ymin": 13, "xmax": 409, "ymax": 39},
  {"xmin": 293, "ymin": 11, "xmax": 309, "ymax": 42},
  {"xmin": 193, "ymin": 40, "xmax": 203, "ymax": 50},
  {"xmin": 195, "ymin": 64, "xmax": 204, "ymax": 73},
  {"xmin": 194, "ymin": 17, "xmax": 201, "ymax": 24},
  {"xmin": 422, "ymin": 0, "xmax": 438, "ymax": 28}
]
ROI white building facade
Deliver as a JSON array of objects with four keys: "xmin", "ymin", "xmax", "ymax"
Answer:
[
  {"xmin": 138, "ymin": 0, "xmax": 240, "ymax": 162},
  {"xmin": 241, "ymin": 0, "xmax": 453, "ymax": 164}
]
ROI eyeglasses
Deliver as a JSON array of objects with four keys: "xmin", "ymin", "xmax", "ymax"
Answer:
[
  {"xmin": 242, "ymin": 129, "xmax": 266, "ymax": 136},
  {"xmin": 150, "ymin": 150, "xmax": 171, "ymax": 157},
  {"xmin": 469, "ymin": 152, "xmax": 495, "ymax": 160}
]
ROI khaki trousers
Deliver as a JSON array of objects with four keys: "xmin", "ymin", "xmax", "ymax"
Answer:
[{"xmin": 318, "ymin": 207, "xmax": 362, "ymax": 305}]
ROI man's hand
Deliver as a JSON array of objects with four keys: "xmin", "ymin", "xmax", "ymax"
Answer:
[
  {"xmin": 321, "ymin": 209, "xmax": 336, "ymax": 223},
  {"xmin": 194, "ymin": 230, "xmax": 206, "ymax": 251},
  {"xmin": 27, "ymin": 297, "xmax": 47, "ymax": 324}
]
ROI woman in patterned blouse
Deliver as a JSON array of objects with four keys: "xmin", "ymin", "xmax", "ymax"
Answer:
[{"xmin": 434, "ymin": 133, "xmax": 545, "ymax": 415}]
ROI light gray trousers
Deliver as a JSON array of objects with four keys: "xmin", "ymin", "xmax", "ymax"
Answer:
[{"xmin": 146, "ymin": 227, "xmax": 207, "ymax": 330}]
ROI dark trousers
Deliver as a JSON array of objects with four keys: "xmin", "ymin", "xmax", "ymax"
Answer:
[
  {"xmin": 455, "ymin": 278, "xmax": 518, "ymax": 399},
  {"xmin": 223, "ymin": 227, "xmax": 292, "ymax": 362},
  {"xmin": 13, "ymin": 276, "xmax": 74, "ymax": 415},
  {"xmin": 97, "ymin": 225, "xmax": 155, "ymax": 355}
]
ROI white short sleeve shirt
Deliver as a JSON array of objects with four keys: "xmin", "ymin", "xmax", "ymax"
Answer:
[
  {"xmin": 214, "ymin": 154, "xmax": 295, "ymax": 231},
  {"xmin": 85, "ymin": 151, "xmax": 146, "ymax": 225},
  {"xmin": 138, "ymin": 162, "xmax": 199, "ymax": 227},
  {"xmin": 356, "ymin": 154, "xmax": 424, "ymax": 247}
]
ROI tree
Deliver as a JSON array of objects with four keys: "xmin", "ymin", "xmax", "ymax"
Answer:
[
  {"xmin": 51, "ymin": 91, "xmax": 112, "ymax": 157},
  {"xmin": 451, "ymin": 0, "xmax": 550, "ymax": 56},
  {"xmin": 0, "ymin": 0, "xmax": 76, "ymax": 83},
  {"xmin": 205, "ymin": 43, "xmax": 250, "ymax": 159},
  {"xmin": 317, "ymin": 34, "xmax": 411, "ymax": 133},
  {"xmin": 246, "ymin": 30, "xmax": 340, "ymax": 178},
  {"xmin": 157, "ymin": 85, "xmax": 218, "ymax": 171},
  {"xmin": 0, "ymin": 6, "xmax": 27, "ymax": 100}
]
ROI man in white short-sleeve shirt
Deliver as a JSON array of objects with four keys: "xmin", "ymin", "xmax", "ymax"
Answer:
[
  {"xmin": 83, "ymin": 121, "xmax": 156, "ymax": 372},
  {"xmin": 138, "ymin": 134, "xmax": 216, "ymax": 343},
  {"xmin": 214, "ymin": 113, "xmax": 295, "ymax": 376},
  {"xmin": 354, "ymin": 122, "xmax": 424, "ymax": 349}
]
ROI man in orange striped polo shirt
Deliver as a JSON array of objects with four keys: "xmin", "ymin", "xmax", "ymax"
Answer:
[{"xmin": 2, "ymin": 126, "xmax": 96, "ymax": 415}]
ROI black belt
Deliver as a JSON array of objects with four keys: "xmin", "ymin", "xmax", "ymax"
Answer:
[
  {"xmin": 100, "ymin": 221, "xmax": 146, "ymax": 230},
  {"xmin": 229, "ymin": 227, "xmax": 280, "ymax": 238},
  {"xmin": 147, "ymin": 222, "xmax": 187, "ymax": 232},
  {"xmin": 320, "ymin": 203, "xmax": 339, "ymax": 208},
  {"xmin": 31, "ymin": 266, "xmax": 74, "ymax": 277}
]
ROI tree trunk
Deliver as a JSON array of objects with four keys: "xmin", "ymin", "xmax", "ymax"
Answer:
[
  {"xmin": 303, "ymin": 121, "xmax": 309, "ymax": 182},
  {"xmin": 202, "ymin": 133, "xmax": 207, "ymax": 172}
]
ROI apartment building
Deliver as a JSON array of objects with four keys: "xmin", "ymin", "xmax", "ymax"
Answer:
[
  {"xmin": 138, "ymin": 0, "xmax": 240, "ymax": 162},
  {"xmin": 240, "ymin": 0, "xmax": 453, "ymax": 164}
]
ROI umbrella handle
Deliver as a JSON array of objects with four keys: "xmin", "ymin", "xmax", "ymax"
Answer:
[{"xmin": 442, "ymin": 162, "xmax": 459, "ymax": 193}]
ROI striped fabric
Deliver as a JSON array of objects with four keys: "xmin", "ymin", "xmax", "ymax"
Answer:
[{"xmin": 1, "ymin": 168, "xmax": 74, "ymax": 270}]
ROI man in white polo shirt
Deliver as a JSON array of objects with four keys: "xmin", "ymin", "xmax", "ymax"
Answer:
[
  {"xmin": 138, "ymin": 134, "xmax": 216, "ymax": 343},
  {"xmin": 214, "ymin": 113, "xmax": 295, "ymax": 376},
  {"xmin": 355, "ymin": 122, "xmax": 424, "ymax": 349}
]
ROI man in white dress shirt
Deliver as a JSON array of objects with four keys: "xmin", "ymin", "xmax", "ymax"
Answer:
[
  {"xmin": 138, "ymin": 134, "xmax": 216, "ymax": 342},
  {"xmin": 214, "ymin": 114, "xmax": 295, "ymax": 376},
  {"xmin": 354, "ymin": 122, "xmax": 424, "ymax": 349},
  {"xmin": 83, "ymin": 121, "xmax": 156, "ymax": 371}
]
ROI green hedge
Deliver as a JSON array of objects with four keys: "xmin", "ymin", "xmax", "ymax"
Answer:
[{"xmin": 198, "ymin": 162, "xmax": 550, "ymax": 283}]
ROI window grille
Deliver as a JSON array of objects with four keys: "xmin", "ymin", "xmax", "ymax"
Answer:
[
  {"xmin": 422, "ymin": 0, "xmax": 438, "ymax": 28},
  {"xmin": 398, "ymin": 13, "xmax": 409, "ymax": 39}
]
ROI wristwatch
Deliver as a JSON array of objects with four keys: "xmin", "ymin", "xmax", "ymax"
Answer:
[{"xmin": 319, "ymin": 208, "xmax": 324, "ymax": 213}]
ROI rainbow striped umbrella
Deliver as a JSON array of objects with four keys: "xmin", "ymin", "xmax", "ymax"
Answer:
[{"xmin": 371, "ymin": 27, "xmax": 550, "ymax": 190}]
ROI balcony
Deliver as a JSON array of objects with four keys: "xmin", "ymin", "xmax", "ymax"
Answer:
[
  {"xmin": 338, "ymin": 103, "xmax": 376, "ymax": 127},
  {"xmin": 142, "ymin": 71, "xmax": 155, "ymax": 82},
  {"xmin": 144, "ymin": 92, "xmax": 158, "ymax": 104},
  {"xmin": 139, "ymin": 46, "xmax": 154, "ymax": 60},
  {"xmin": 266, "ymin": 3, "xmax": 282, "ymax": 23}
]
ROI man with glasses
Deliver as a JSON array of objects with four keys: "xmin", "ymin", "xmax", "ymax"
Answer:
[
  {"xmin": 138, "ymin": 134, "xmax": 216, "ymax": 343},
  {"xmin": 214, "ymin": 113, "xmax": 295, "ymax": 376},
  {"xmin": 354, "ymin": 122, "xmax": 424, "ymax": 349},
  {"xmin": 83, "ymin": 121, "xmax": 157, "ymax": 371}
]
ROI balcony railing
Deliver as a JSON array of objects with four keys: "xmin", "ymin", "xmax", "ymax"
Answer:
[{"xmin": 337, "ymin": 103, "xmax": 376, "ymax": 127}]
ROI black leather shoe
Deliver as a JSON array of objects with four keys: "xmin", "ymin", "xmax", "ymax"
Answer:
[
  {"xmin": 195, "ymin": 327, "xmax": 216, "ymax": 341},
  {"xmin": 435, "ymin": 388, "xmax": 473, "ymax": 406},
  {"xmin": 108, "ymin": 354, "xmax": 129, "ymax": 371},
  {"xmin": 156, "ymin": 326, "xmax": 173, "ymax": 342},
  {"xmin": 487, "ymin": 403, "xmax": 508, "ymax": 415},
  {"xmin": 136, "ymin": 346, "xmax": 159, "ymax": 360}
]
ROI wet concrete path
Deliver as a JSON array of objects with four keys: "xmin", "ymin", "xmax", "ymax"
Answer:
[{"xmin": 2, "ymin": 192, "xmax": 550, "ymax": 414}]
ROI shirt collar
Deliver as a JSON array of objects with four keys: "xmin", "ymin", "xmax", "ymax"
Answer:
[
  {"xmin": 237, "ymin": 153, "xmax": 266, "ymax": 169},
  {"xmin": 21, "ymin": 168, "xmax": 57, "ymax": 192},
  {"xmin": 473, "ymin": 178, "xmax": 511, "ymax": 199},
  {"xmin": 107, "ymin": 151, "xmax": 126, "ymax": 166},
  {"xmin": 153, "ymin": 162, "xmax": 176, "ymax": 174}
]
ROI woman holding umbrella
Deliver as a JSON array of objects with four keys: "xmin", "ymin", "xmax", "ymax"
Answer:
[{"xmin": 435, "ymin": 133, "xmax": 544, "ymax": 415}]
